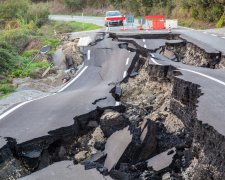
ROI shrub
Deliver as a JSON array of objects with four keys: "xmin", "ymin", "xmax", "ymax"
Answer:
[
  {"xmin": 0, "ymin": 0, "xmax": 30, "ymax": 22},
  {"xmin": 192, "ymin": 9, "xmax": 199, "ymax": 19},
  {"xmin": 0, "ymin": 48, "xmax": 18, "ymax": 75},
  {"xmin": 1, "ymin": 28, "xmax": 33, "ymax": 52},
  {"xmin": 27, "ymin": 2, "xmax": 50, "ymax": 27},
  {"xmin": 216, "ymin": 15, "xmax": 225, "ymax": 28},
  {"xmin": 64, "ymin": 0, "xmax": 83, "ymax": 9},
  {"xmin": 0, "ymin": 84, "xmax": 15, "ymax": 95}
]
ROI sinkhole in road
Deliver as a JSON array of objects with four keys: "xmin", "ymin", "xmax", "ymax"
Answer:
[{"xmin": 1, "ymin": 33, "xmax": 225, "ymax": 180}]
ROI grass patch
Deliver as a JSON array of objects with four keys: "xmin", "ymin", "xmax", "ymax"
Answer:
[
  {"xmin": 178, "ymin": 18, "xmax": 215, "ymax": 29},
  {"xmin": 39, "ymin": 20, "xmax": 102, "ymax": 35},
  {"xmin": 0, "ymin": 81, "xmax": 16, "ymax": 99}
]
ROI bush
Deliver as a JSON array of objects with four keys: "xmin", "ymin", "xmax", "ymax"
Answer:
[
  {"xmin": 0, "ymin": 48, "xmax": 18, "ymax": 75},
  {"xmin": 64, "ymin": 0, "xmax": 83, "ymax": 9},
  {"xmin": 0, "ymin": 84, "xmax": 15, "ymax": 95},
  {"xmin": 0, "ymin": 28, "xmax": 33, "ymax": 52},
  {"xmin": 216, "ymin": 15, "xmax": 225, "ymax": 28},
  {"xmin": 192, "ymin": 9, "xmax": 199, "ymax": 19},
  {"xmin": 27, "ymin": 2, "xmax": 50, "ymax": 27},
  {"xmin": 0, "ymin": 0, "xmax": 30, "ymax": 22}
]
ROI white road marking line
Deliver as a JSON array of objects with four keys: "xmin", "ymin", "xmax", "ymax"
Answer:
[
  {"xmin": 0, "ymin": 65, "xmax": 89, "ymax": 120},
  {"xmin": 115, "ymin": 101, "xmax": 121, "ymax": 106},
  {"xmin": 203, "ymin": 32, "xmax": 208, "ymax": 34},
  {"xmin": 150, "ymin": 53, "xmax": 225, "ymax": 86},
  {"xmin": 87, "ymin": 50, "xmax": 91, "ymax": 60},
  {"xmin": 150, "ymin": 58, "xmax": 162, "ymax": 65},
  {"xmin": 0, "ymin": 95, "xmax": 49, "ymax": 120},
  {"xmin": 143, "ymin": 39, "xmax": 146, "ymax": 42},
  {"xmin": 211, "ymin": 34, "xmax": 217, "ymax": 37},
  {"xmin": 126, "ymin": 58, "xmax": 130, "ymax": 65},
  {"xmin": 179, "ymin": 69, "xmax": 225, "ymax": 86},
  {"xmin": 144, "ymin": 44, "xmax": 147, "ymax": 48},
  {"xmin": 222, "ymin": 37, "xmax": 225, "ymax": 39},
  {"xmin": 58, "ymin": 66, "xmax": 88, "ymax": 92},
  {"xmin": 123, "ymin": 71, "xmax": 127, "ymax": 78}
]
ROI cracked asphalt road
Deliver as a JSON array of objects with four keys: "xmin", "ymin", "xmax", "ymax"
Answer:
[
  {"xmin": 2, "ymin": 15, "xmax": 225, "ymax": 179},
  {"xmin": 0, "ymin": 35, "xmax": 135, "ymax": 148}
]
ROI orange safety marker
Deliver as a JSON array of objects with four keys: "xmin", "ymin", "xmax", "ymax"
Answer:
[{"xmin": 137, "ymin": 25, "xmax": 143, "ymax": 30}]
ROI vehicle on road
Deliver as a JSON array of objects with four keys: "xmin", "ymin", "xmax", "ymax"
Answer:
[{"xmin": 104, "ymin": 11, "xmax": 124, "ymax": 27}]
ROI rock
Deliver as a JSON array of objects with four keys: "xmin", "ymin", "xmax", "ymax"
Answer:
[
  {"xmin": 88, "ymin": 127, "xmax": 105, "ymax": 147},
  {"xmin": 74, "ymin": 151, "xmax": 88, "ymax": 162},
  {"xmin": 162, "ymin": 172, "xmax": 171, "ymax": 180},
  {"xmin": 100, "ymin": 110, "xmax": 129, "ymax": 137},
  {"xmin": 52, "ymin": 48, "xmax": 66, "ymax": 69}
]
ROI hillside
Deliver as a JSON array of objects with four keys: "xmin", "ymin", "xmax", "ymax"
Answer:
[{"xmin": 50, "ymin": 0, "xmax": 225, "ymax": 29}]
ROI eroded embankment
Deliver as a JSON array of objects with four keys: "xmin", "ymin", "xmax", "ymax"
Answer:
[
  {"xmin": 161, "ymin": 38, "xmax": 225, "ymax": 69},
  {"xmin": 1, "ymin": 34, "xmax": 225, "ymax": 180}
]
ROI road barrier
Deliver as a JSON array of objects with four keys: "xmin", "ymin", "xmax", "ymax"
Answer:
[
  {"xmin": 165, "ymin": 19, "xmax": 178, "ymax": 29},
  {"xmin": 145, "ymin": 16, "xmax": 165, "ymax": 30}
]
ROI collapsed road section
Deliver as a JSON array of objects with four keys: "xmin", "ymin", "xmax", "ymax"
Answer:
[{"xmin": 1, "ymin": 32, "xmax": 225, "ymax": 180}]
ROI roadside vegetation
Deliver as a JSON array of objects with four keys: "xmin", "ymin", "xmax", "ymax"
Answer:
[
  {"xmin": 51, "ymin": 0, "xmax": 225, "ymax": 29},
  {"xmin": 0, "ymin": 0, "xmax": 101, "ymax": 98}
]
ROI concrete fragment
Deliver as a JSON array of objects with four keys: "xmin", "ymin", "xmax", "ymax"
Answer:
[
  {"xmin": 147, "ymin": 147, "xmax": 176, "ymax": 171},
  {"xmin": 104, "ymin": 126, "xmax": 132, "ymax": 171},
  {"xmin": 18, "ymin": 161, "xmax": 112, "ymax": 180}
]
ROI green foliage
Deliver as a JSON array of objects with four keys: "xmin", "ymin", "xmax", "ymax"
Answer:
[
  {"xmin": 42, "ymin": 38, "xmax": 61, "ymax": 49},
  {"xmin": 216, "ymin": 15, "xmax": 225, "ymax": 28},
  {"xmin": 0, "ymin": 48, "xmax": 18, "ymax": 74},
  {"xmin": 0, "ymin": 28, "xmax": 33, "ymax": 52},
  {"xmin": 27, "ymin": 3, "xmax": 50, "ymax": 27},
  {"xmin": 0, "ymin": 84, "xmax": 16, "ymax": 97},
  {"xmin": 192, "ymin": 9, "xmax": 199, "ymax": 19},
  {"xmin": 22, "ymin": 50, "xmax": 40, "ymax": 58},
  {"xmin": 0, "ymin": 0, "xmax": 49, "ymax": 28},
  {"xmin": 0, "ymin": 0, "xmax": 30, "ymax": 22},
  {"xmin": 64, "ymin": 0, "xmax": 83, "ymax": 9},
  {"xmin": 39, "ymin": 20, "xmax": 102, "ymax": 36}
]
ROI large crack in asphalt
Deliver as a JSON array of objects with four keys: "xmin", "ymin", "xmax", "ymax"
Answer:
[{"xmin": 1, "ymin": 33, "xmax": 225, "ymax": 180}]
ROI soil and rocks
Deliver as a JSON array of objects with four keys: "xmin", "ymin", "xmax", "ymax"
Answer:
[
  {"xmin": 161, "ymin": 37, "xmax": 225, "ymax": 69},
  {"xmin": 1, "ymin": 33, "xmax": 225, "ymax": 180}
]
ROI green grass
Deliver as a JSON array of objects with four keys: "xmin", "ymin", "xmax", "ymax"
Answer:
[
  {"xmin": 0, "ymin": 20, "xmax": 102, "ymax": 98},
  {"xmin": 39, "ymin": 20, "xmax": 102, "ymax": 36},
  {"xmin": 0, "ymin": 80, "xmax": 16, "ymax": 99}
]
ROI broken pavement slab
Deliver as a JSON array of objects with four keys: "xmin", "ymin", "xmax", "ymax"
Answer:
[
  {"xmin": 104, "ymin": 126, "xmax": 132, "ymax": 172},
  {"xmin": 147, "ymin": 147, "xmax": 176, "ymax": 171},
  {"xmin": 77, "ymin": 37, "xmax": 92, "ymax": 47},
  {"xmin": 18, "ymin": 161, "xmax": 112, "ymax": 180}
]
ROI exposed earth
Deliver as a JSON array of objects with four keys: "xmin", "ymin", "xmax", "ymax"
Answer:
[{"xmin": 1, "ymin": 31, "xmax": 225, "ymax": 180}]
